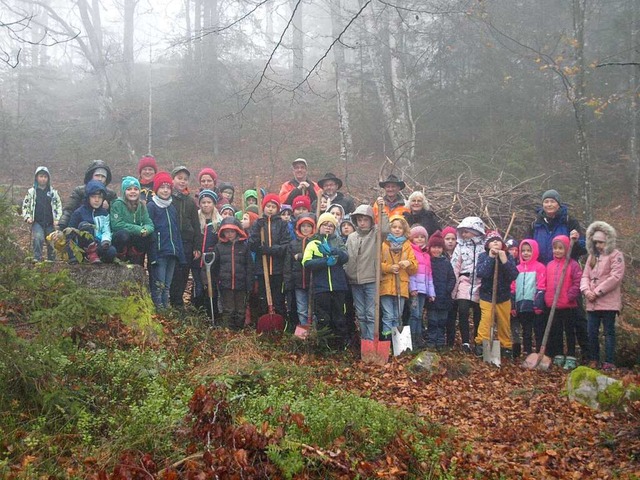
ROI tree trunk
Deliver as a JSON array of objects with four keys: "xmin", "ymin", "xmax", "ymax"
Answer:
[
  {"xmin": 290, "ymin": 0, "xmax": 304, "ymax": 84},
  {"xmin": 631, "ymin": 0, "xmax": 640, "ymax": 217},
  {"xmin": 184, "ymin": 0, "xmax": 193, "ymax": 63},
  {"xmin": 123, "ymin": 0, "xmax": 137, "ymax": 94}
]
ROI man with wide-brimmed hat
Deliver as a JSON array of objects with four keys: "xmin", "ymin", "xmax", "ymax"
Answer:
[
  {"xmin": 278, "ymin": 158, "xmax": 322, "ymax": 206},
  {"xmin": 372, "ymin": 174, "xmax": 408, "ymax": 221},
  {"xmin": 317, "ymin": 172, "xmax": 355, "ymax": 214}
]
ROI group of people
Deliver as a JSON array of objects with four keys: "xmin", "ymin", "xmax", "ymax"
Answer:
[{"xmin": 21, "ymin": 157, "xmax": 625, "ymax": 370}]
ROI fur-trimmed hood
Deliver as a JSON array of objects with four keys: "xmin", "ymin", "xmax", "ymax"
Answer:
[{"xmin": 586, "ymin": 221, "xmax": 617, "ymax": 256}]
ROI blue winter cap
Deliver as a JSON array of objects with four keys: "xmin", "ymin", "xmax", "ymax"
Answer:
[
  {"xmin": 121, "ymin": 176, "xmax": 140, "ymax": 195},
  {"xmin": 198, "ymin": 189, "xmax": 219, "ymax": 204}
]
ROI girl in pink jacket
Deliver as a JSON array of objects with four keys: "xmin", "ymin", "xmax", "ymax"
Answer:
[{"xmin": 581, "ymin": 221, "xmax": 625, "ymax": 370}]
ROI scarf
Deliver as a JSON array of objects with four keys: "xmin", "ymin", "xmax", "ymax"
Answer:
[
  {"xmin": 387, "ymin": 234, "xmax": 406, "ymax": 253},
  {"xmin": 152, "ymin": 195, "xmax": 172, "ymax": 209}
]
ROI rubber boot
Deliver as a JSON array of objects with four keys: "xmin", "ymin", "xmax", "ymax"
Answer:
[{"xmin": 86, "ymin": 242, "xmax": 101, "ymax": 264}]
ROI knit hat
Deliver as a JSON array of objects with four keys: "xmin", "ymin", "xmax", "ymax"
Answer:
[
  {"xmin": 542, "ymin": 189, "xmax": 561, "ymax": 204},
  {"xmin": 243, "ymin": 189, "xmax": 258, "ymax": 203},
  {"xmin": 484, "ymin": 230, "xmax": 504, "ymax": 250},
  {"xmin": 280, "ymin": 204, "xmax": 293, "ymax": 213},
  {"xmin": 317, "ymin": 212, "xmax": 338, "ymax": 228},
  {"xmin": 292, "ymin": 195, "xmax": 311, "ymax": 211},
  {"xmin": 198, "ymin": 167, "xmax": 218, "ymax": 183},
  {"xmin": 121, "ymin": 176, "xmax": 140, "ymax": 195},
  {"xmin": 246, "ymin": 204, "xmax": 259, "ymax": 215},
  {"xmin": 93, "ymin": 168, "xmax": 108, "ymax": 178},
  {"xmin": 220, "ymin": 204, "xmax": 236, "ymax": 214},
  {"xmin": 198, "ymin": 189, "xmax": 218, "ymax": 204},
  {"xmin": 261, "ymin": 193, "xmax": 281, "ymax": 211},
  {"xmin": 292, "ymin": 158, "xmax": 307, "ymax": 167},
  {"xmin": 153, "ymin": 171, "xmax": 173, "ymax": 193},
  {"xmin": 505, "ymin": 237, "xmax": 519, "ymax": 249},
  {"xmin": 442, "ymin": 226, "xmax": 457, "ymax": 238},
  {"xmin": 219, "ymin": 182, "xmax": 234, "ymax": 194},
  {"xmin": 427, "ymin": 230, "xmax": 445, "ymax": 249},
  {"xmin": 171, "ymin": 166, "xmax": 190, "ymax": 178},
  {"xmin": 410, "ymin": 225, "xmax": 428, "ymax": 240},
  {"xmin": 340, "ymin": 215, "xmax": 354, "ymax": 230},
  {"xmin": 137, "ymin": 155, "xmax": 158, "ymax": 175}
]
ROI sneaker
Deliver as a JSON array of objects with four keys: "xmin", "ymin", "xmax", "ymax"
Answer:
[
  {"xmin": 602, "ymin": 362, "xmax": 616, "ymax": 372},
  {"xmin": 553, "ymin": 355, "xmax": 565, "ymax": 367},
  {"xmin": 563, "ymin": 356, "xmax": 577, "ymax": 370},
  {"xmin": 462, "ymin": 343, "xmax": 472, "ymax": 354}
]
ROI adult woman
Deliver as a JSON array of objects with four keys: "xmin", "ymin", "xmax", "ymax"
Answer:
[{"xmin": 403, "ymin": 190, "xmax": 441, "ymax": 237}]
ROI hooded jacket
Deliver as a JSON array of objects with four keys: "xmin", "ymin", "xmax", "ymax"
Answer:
[
  {"xmin": 284, "ymin": 216, "xmax": 315, "ymax": 291},
  {"xmin": 511, "ymin": 239, "xmax": 546, "ymax": 313},
  {"xmin": 380, "ymin": 238, "xmax": 418, "ymax": 298},
  {"xmin": 22, "ymin": 167, "xmax": 63, "ymax": 226},
  {"xmin": 302, "ymin": 233, "xmax": 349, "ymax": 293},
  {"xmin": 529, "ymin": 204, "xmax": 586, "ymax": 265},
  {"xmin": 580, "ymin": 221, "xmax": 625, "ymax": 312},
  {"xmin": 409, "ymin": 242, "xmax": 435, "ymax": 297},
  {"xmin": 110, "ymin": 196, "xmax": 154, "ymax": 237},
  {"xmin": 544, "ymin": 235, "xmax": 582, "ymax": 309},
  {"xmin": 59, "ymin": 160, "xmax": 118, "ymax": 229},
  {"xmin": 146, "ymin": 196, "xmax": 186, "ymax": 265},
  {"xmin": 344, "ymin": 205, "xmax": 389, "ymax": 285},
  {"xmin": 212, "ymin": 218, "xmax": 254, "ymax": 291},
  {"xmin": 450, "ymin": 216, "xmax": 486, "ymax": 302},
  {"xmin": 67, "ymin": 180, "xmax": 112, "ymax": 244}
]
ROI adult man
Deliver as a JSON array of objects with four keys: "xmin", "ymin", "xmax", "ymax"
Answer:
[
  {"xmin": 279, "ymin": 158, "xmax": 322, "ymax": 206},
  {"xmin": 317, "ymin": 172, "xmax": 355, "ymax": 214},
  {"xmin": 372, "ymin": 174, "xmax": 408, "ymax": 222},
  {"xmin": 58, "ymin": 159, "xmax": 118, "ymax": 230}
]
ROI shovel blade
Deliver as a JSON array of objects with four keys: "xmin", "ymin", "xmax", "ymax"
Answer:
[
  {"xmin": 391, "ymin": 326, "xmax": 412, "ymax": 356},
  {"xmin": 521, "ymin": 352, "xmax": 540, "ymax": 369},
  {"xmin": 257, "ymin": 312, "xmax": 284, "ymax": 333},
  {"xmin": 537, "ymin": 354, "xmax": 552, "ymax": 371},
  {"xmin": 490, "ymin": 340, "xmax": 501, "ymax": 367},
  {"xmin": 294, "ymin": 324, "xmax": 310, "ymax": 339},
  {"xmin": 361, "ymin": 339, "xmax": 390, "ymax": 365}
]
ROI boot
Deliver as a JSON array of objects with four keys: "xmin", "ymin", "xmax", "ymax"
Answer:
[
  {"xmin": 86, "ymin": 242, "xmax": 101, "ymax": 264},
  {"xmin": 512, "ymin": 343, "xmax": 522, "ymax": 359}
]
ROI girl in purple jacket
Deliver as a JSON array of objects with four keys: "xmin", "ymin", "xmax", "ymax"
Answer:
[{"xmin": 408, "ymin": 226, "xmax": 435, "ymax": 348}]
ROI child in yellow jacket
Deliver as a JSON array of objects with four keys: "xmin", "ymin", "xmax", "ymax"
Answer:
[{"xmin": 380, "ymin": 215, "xmax": 418, "ymax": 339}]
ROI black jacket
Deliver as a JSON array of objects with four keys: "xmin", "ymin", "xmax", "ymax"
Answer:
[
  {"xmin": 403, "ymin": 209, "xmax": 441, "ymax": 237},
  {"xmin": 172, "ymin": 190, "xmax": 203, "ymax": 249},
  {"xmin": 429, "ymin": 255, "xmax": 456, "ymax": 311},
  {"xmin": 476, "ymin": 252, "xmax": 519, "ymax": 303},
  {"xmin": 284, "ymin": 235, "xmax": 313, "ymax": 291},
  {"xmin": 248, "ymin": 215, "xmax": 290, "ymax": 276},
  {"xmin": 213, "ymin": 239, "xmax": 254, "ymax": 291}
]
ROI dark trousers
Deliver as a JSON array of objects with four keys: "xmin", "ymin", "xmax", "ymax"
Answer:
[
  {"xmin": 256, "ymin": 274, "xmax": 286, "ymax": 317},
  {"xmin": 517, "ymin": 311, "xmax": 545, "ymax": 354},
  {"xmin": 315, "ymin": 291, "xmax": 347, "ymax": 347},
  {"xmin": 221, "ymin": 289, "xmax": 247, "ymax": 330},
  {"xmin": 112, "ymin": 230, "xmax": 150, "ymax": 265},
  {"xmin": 446, "ymin": 302, "xmax": 458, "ymax": 346},
  {"xmin": 170, "ymin": 241, "xmax": 193, "ymax": 307},
  {"xmin": 547, "ymin": 307, "xmax": 576, "ymax": 357},
  {"xmin": 458, "ymin": 299, "xmax": 481, "ymax": 345}
]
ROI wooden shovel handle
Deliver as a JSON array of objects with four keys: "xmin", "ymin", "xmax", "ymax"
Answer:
[
  {"xmin": 256, "ymin": 177, "xmax": 274, "ymax": 309},
  {"xmin": 374, "ymin": 206, "xmax": 382, "ymax": 342}
]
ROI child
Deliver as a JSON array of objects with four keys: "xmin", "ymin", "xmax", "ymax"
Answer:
[
  {"xmin": 170, "ymin": 166, "xmax": 203, "ymax": 308},
  {"xmin": 110, "ymin": 176, "xmax": 154, "ymax": 265},
  {"xmin": 248, "ymin": 193, "xmax": 290, "ymax": 317},
  {"xmin": 339, "ymin": 216, "xmax": 355, "ymax": 242},
  {"xmin": 408, "ymin": 225, "xmax": 435, "ymax": 349},
  {"xmin": 217, "ymin": 183, "xmax": 235, "ymax": 210},
  {"xmin": 147, "ymin": 172, "xmax": 186, "ymax": 310},
  {"xmin": 243, "ymin": 189, "xmax": 258, "ymax": 208},
  {"xmin": 242, "ymin": 211, "xmax": 259, "ymax": 232},
  {"xmin": 511, "ymin": 239, "xmax": 546, "ymax": 357},
  {"xmin": 280, "ymin": 204, "xmax": 296, "ymax": 240},
  {"xmin": 302, "ymin": 213, "xmax": 350, "ymax": 347},
  {"xmin": 506, "ymin": 237, "xmax": 519, "ymax": 265},
  {"xmin": 220, "ymin": 204, "xmax": 236, "ymax": 219},
  {"xmin": 442, "ymin": 225, "xmax": 458, "ymax": 347},
  {"xmin": 137, "ymin": 155, "xmax": 158, "ymax": 204},
  {"xmin": 545, "ymin": 235, "xmax": 582, "ymax": 369},
  {"xmin": 345, "ymin": 201, "xmax": 387, "ymax": 341},
  {"xmin": 211, "ymin": 217, "xmax": 254, "ymax": 330},
  {"xmin": 284, "ymin": 214, "xmax": 316, "ymax": 327},
  {"xmin": 292, "ymin": 195, "xmax": 311, "ymax": 219},
  {"xmin": 22, "ymin": 166, "xmax": 62, "ymax": 261},
  {"xmin": 196, "ymin": 189, "xmax": 222, "ymax": 312},
  {"xmin": 67, "ymin": 180, "xmax": 117, "ymax": 264},
  {"xmin": 474, "ymin": 230, "xmax": 519, "ymax": 357},
  {"xmin": 442, "ymin": 226, "xmax": 457, "ymax": 259},
  {"xmin": 426, "ymin": 231, "xmax": 456, "ymax": 349},
  {"xmin": 450, "ymin": 217, "xmax": 486, "ymax": 352},
  {"xmin": 379, "ymin": 215, "xmax": 418, "ymax": 340},
  {"xmin": 327, "ymin": 204, "xmax": 345, "ymax": 225},
  {"xmin": 581, "ymin": 222, "xmax": 625, "ymax": 371}
]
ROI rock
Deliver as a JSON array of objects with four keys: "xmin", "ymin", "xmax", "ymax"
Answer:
[
  {"xmin": 37, "ymin": 262, "xmax": 147, "ymax": 291},
  {"xmin": 407, "ymin": 350, "xmax": 441, "ymax": 376},
  {"xmin": 566, "ymin": 366, "xmax": 640, "ymax": 411}
]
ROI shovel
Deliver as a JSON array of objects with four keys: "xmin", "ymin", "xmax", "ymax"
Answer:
[
  {"xmin": 255, "ymin": 178, "xmax": 285, "ymax": 333},
  {"xmin": 391, "ymin": 272, "xmax": 412, "ymax": 356},
  {"xmin": 522, "ymin": 239, "xmax": 575, "ymax": 370},
  {"xmin": 482, "ymin": 258, "xmax": 501, "ymax": 366},
  {"xmin": 361, "ymin": 206, "xmax": 390, "ymax": 365},
  {"xmin": 203, "ymin": 252, "xmax": 216, "ymax": 327}
]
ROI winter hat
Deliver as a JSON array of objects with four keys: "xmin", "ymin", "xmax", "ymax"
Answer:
[
  {"xmin": 121, "ymin": 176, "xmax": 140, "ymax": 195},
  {"xmin": 85, "ymin": 180, "xmax": 107, "ymax": 198},
  {"xmin": 93, "ymin": 168, "xmax": 108, "ymax": 179},
  {"xmin": 219, "ymin": 182, "xmax": 235, "ymax": 194},
  {"xmin": 235, "ymin": 211, "xmax": 244, "ymax": 221},
  {"xmin": 317, "ymin": 212, "xmax": 338, "ymax": 228},
  {"xmin": 153, "ymin": 171, "xmax": 173, "ymax": 193},
  {"xmin": 220, "ymin": 204, "xmax": 236, "ymax": 214},
  {"xmin": 246, "ymin": 204, "xmax": 259, "ymax": 215},
  {"xmin": 243, "ymin": 189, "xmax": 258, "ymax": 203},
  {"xmin": 410, "ymin": 225, "xmax": 428, "ymax": 240},
  {"xmin": 137, "ymin": 155, "xmax": 158, "ymax": 175},
  {"xmin": 542, "ymin": 189, "xmax": 561, "ymax": 204},
  {"xmin": 552, "ymin": 234, "xmax": 570, "ymax": 251},
  {"xmin": 292, "ymin": 195, "xmax": 311, "ymax": 211},
  {"xmin": 427, "ymin": 230, "xmax": 445, "ymax": 249},
  {"xmin": 505, "ymin": 237, "xmax": 519, "ymax": 249},
  {"xmin": 280, "ymin": 204, "xmax": 293, "ymax": 214},
  {"xmin": 442, "ymin": 226, "xmax": 457, "ymax": 238},
  {"xmin": 592, "ymin": 231, "xmax": 607, "ymax": 242},
  {"xmin": 198, "ymin": 167, "xmax": 218, "ymax": 183},
  {"xmin": 261, "ymin": 193, "xmax": 281, "ymax": 211},
  {"xmin": 198, "ymin": 189, "xmax": 219, "ymax": 204},
  {"xmin": 340, "ymin": 215, "xmax": 355, "ymax": 230},
  {"xmin": 484, "ymin": 230, "xmax": 504, "ymax": 250},
  {"xmin": 171, "ymin": 166, "xmax": 191, "ymax": 178}
]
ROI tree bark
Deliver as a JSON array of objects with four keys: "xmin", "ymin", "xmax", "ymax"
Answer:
[
  {"xmin": 290, "ymin": 0, "xmax": 304, "ymax": 84},
  {"xmin": 631, "ymin": 0, "xmax": 640, "ymax": 217},
  {"xmin": 123, "ymin": 0, "xmax": 137, "ymax": 95}
]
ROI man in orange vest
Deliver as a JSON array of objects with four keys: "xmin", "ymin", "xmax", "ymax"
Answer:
[
  {"xmin": 279, "ymin": 158, "xmax": 322, "ymax": 206},
  {"xmin": 372, "ymin": 174, "xmax": 408, "ymax": 222}
]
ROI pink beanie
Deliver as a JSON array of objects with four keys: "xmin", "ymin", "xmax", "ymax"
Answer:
[{"xmin": 442, "ymin": 226, "xmax": 457, "ymax": 238}]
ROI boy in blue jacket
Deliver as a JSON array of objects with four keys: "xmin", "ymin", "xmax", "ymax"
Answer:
[{"xmin": 66, "ymin": 180, "xmax": 116, "ymax": 264}]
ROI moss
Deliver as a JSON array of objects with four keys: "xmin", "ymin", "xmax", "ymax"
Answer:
[
  {"xmin": 568, "ymin": 366, "xmax": 600, "ymax": 391},
  {"xmin": 596, "ymin": 381, "xmax": 626, "ymax": 409}
]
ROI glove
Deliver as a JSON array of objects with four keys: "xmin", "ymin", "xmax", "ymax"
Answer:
[
  {"xmin": 318, "ymin": 239, "xmax": 332, "ymax": 256},
  {"xmin": 534, "ymin": 308, "xmax": 544, "ymax": 315},
  {"xmin": 101, "ymin": 240, "xmax": 111, "ymax": 249},
  {"xmin": 511, "ymin": 309, "xmax": 517, "ymax": 317},
  {"xmin": 326, "ymin": 255, "xmax": 337, "ymax": 267}
]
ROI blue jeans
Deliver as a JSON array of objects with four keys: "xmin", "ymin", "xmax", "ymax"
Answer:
[
  {"xmin": 151, "ymin": 256, "xmax": 177, "ymax": 309},
  {"xmin": 587, "ymin": 310, "xmax": 617, "ymax": 364},
  {"xmin": 409, "ymin": 294, "xmax": 426, "ymax": 343},
  {"xmin": 352, "ymin": 283, "xmax": 376, "ymax": 340},
  {"xmin": 381, "ymin": 295, "xmax": 404, "ymax": 339},
  {"xmin": 295, "ymin": 288, "xmax": 310, "ymax": 325},
  {"xmin": 426, "ymin": 309, "xmax": 448, "ymax": 348},
  {"xmin": 32, "ymin": 223, "xmax": 55, "ymax": 261}
]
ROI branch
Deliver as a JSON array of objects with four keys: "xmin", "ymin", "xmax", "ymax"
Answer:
[{"xmin": 596, "ymin": 62, "xmax": 640, "ymax": 68}]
